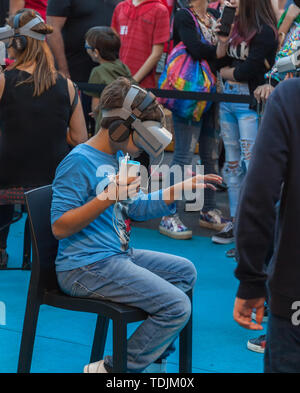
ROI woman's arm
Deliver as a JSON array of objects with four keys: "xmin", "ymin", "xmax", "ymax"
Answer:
[
  {"xmin": 174, "ymin": 9, "xmax": 217, "ymax": 61},
  {"xmin": 0, "ymin": 72, "xmax": 5, "ymax": 100},
  {"xmin": 223, "ymin": 25, "xmax": 278, "ymax": 83},
  {"xmin": 46, "ymin": 15, "xmax": 70, "ymax": 79},
  {"xmin": 277, "ymin": 4, "xmax": 300, "ymax": 48},
  {"xmin": 66, "ymin": 79, "xmax": 88, "ymax": 146}
]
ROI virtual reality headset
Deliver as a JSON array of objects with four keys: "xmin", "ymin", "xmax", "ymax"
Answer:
[
  {"xmin": 0, "ymin": 14, "xmax": 46, "ymax": 43},
  {"xmin": 102, "ymin": 85, "xmax": 172, "ymax": 158}
]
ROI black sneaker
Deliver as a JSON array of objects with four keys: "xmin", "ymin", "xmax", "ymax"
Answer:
[
  {"xmin": 212, "ymin": 222, "xmax": 234, "ymax": 244},
  {"xmin": 0, "ymin": 250, "xmax": 8, "ymax": 269},
  {"xmin": 247, "ymin": 335, "xmax": 266, "ymax": 354}
]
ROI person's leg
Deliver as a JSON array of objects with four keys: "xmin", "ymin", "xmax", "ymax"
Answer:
[
  {"xmin": 159, "ymin": 114, "xmax": 201, "ymax": 239},
  {"xmin": 236, "ymin": 104, "xmax": 259, "ymax": 172},
  {"xmin": 219, "ymin": 101, "xmax": 243, "ymax": 219},
  {"xmin": 0, "ymin": 205, "xmax": 14, "ymax": 248},
  {"xmin": 264, "ymin": 312, "xmax": 300, "ymax": 373},
  {"xmin": 198, "ymin": 104, "xmax": 220, "ymax": 212},
  {"xmin": 57, "ymin": 250, "xmax": 197, "ymax": 372},
  {"xmin": 129, "ymin": 248, "xmax": 197, "ymax": 361}
]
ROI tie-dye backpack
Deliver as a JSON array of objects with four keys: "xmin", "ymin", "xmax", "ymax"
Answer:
[{"xmin": 158, "ymin": 8, "xmax": 216, "ymax": 122}]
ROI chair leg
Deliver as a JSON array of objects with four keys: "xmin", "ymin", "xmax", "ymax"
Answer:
[
  {"xmin": 22, "ymin": 217, "xmax": 31, "ymax": 270},
  {"xmin": 17, "ymin": 298, "xmax": 40, "ymax": 373},
  {"xmin": 112, "ymin": 320, "xmax": 127, "ymax": 373},
  {"xmin": 179, "ymin": 289, "xmax": 193, "ymax": 373},
  {"xmin": 90, "ymin": 315, "xmax": 109, "ymax": 363}
]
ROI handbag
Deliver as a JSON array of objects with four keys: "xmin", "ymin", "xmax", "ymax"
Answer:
[{"xmin": 158, "ymin": 8, "xmax": 216, "ymax": 122}]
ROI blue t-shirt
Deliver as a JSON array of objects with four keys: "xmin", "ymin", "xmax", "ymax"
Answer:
[{"xmin": 51, "ymin": 144, "xmax": 175, "ymax": 272}]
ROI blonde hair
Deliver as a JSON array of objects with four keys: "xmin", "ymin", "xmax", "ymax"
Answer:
[{"xmin": 8, "ymin": 9, "xmax": 57, "ymax": 96}]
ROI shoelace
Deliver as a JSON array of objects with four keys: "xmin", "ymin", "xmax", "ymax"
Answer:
[
  {"xmin": 171, "ymin": 214, "xmax": 186, "ymax": 230},
  {"xmin": 220, "ymin": 221, "xmax": 233, "ymax": 233}
]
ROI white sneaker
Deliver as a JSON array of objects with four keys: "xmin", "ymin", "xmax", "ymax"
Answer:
[
  {"xmin": 143, "ymin": 359, "xmax": 167, "ymax": 373},
  {"xmin": 83, "ymin": 359, "xmax": 108, "ymax": 373}
]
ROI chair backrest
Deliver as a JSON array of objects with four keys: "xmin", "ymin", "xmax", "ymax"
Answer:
[{"xmin": 25, "ymin": 185, "xmax": 59, "ymax": 292}]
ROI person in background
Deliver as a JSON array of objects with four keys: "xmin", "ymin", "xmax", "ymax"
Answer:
[
  {"xmin": 0, "ymin": 9, "xmax": 87, "ymax": 268},
  {"xmin": 211, "ymin": 0, "xmax": 278, "ymax": 250},
  {"xmin": 233, "ymin": 77, "xmax": 300, "ymax": 373},
  {"xmin": 10, "ymin": 0, "xmax": 47, "ymax": 22},
  {"xmin": 111, "ymin": 0, "xmax": 170, "ymax": 89},
  {"xmin": 84, "ymin": 26, "xmax": 133, "ymax": 134},
  {"xmin": 158, "ymin": 0, "xmax": 230, "ymax": 240},
  {"xmin": 46, "ymin": 0, "xmax": 122, "ymax": 135},
  {"xmin": 245, "ymin": 0, "xmax": 300, "ymax": 355}
]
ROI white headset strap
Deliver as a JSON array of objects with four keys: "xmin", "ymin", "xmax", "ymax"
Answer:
[{"xmin": 18, "ymin": 17, "xmax": 46, "ymax": 41}]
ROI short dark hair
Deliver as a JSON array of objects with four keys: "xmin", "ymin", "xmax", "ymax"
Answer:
[
  {"xmin": 85, "ymin": 26, "xmax": 120, "ymax": 61},
  {"xmin": 100, "ymin": 77, "xmax": 164, "ymax": 129}
]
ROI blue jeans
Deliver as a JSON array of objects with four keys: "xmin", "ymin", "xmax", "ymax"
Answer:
[
  {"xmin": 264, "ymin": 312, "xmax": 300, "ymax": 373},
  {"xmin": 172, "ymin": 104, "xmax": 220, "ymax": 212},
  {"xmin": 56, "ymin": 248, "xmax": 197, "ymax": 373},
  {"xmin": 220, "ymin": 82, "xmax": 259, "ymax": 217}
]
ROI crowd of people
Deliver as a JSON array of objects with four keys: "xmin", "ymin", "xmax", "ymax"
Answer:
[{"xmin": 0, "ymin": 0, "xmax": 299, "ymax": 373}]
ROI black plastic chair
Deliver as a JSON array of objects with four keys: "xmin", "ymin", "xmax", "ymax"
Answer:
[{"xmin": 17, "ymin": 185, "xmax": 193, "ymax": 373}]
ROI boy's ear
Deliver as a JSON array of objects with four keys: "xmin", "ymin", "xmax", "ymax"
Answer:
[{"xmin": 94, "ymin": 48, "xmax": 101, "ymax": 59}]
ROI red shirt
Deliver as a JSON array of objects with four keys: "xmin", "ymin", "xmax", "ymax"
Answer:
[
  {"xmin": 111, "ymin": 0, "xmax": 170, "ymax": 88},
  {"xmin": 25, "ymin": 0, "xmax": 48, "ymax": 22}
]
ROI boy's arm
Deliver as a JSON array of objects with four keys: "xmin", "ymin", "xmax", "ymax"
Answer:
[
  {"xmin": 52, "ymin": 195, "xmax": 115, "ymax": 240},
  {"xmin": 133, "ymin": 44, "xmax": 164, "ymax": 83},
  {"xmin": 128, "ymin": 174, "xmax": 222, "ymax": 221}
]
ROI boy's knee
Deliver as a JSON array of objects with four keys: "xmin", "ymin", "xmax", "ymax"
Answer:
[
  {"xmin": 184, "ymin": 259, "xmax": 197, "ymax": 288},
  {"xmin": 170, "ymin": 292, "xmax": 191, "ymax": 326}
]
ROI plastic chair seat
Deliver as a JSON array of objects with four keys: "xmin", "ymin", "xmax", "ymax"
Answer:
[{"xmin": 44, "ymin": 288, "xmax": 148, "ymax": 323}]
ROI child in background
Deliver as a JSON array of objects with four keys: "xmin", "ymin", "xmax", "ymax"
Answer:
[{"xmin": 85, "ymin": 26, "xmax": 133, "ymax": 133}]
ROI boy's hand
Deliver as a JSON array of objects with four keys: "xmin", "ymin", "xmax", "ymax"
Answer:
[
  {"xmin": 163, "ymin": 174, "xmax": 223, "ymax": 205},
  {"xmin": 116, "ymin": 175, "xmax": 141, "ymax": 201},
  {"xmin": 184, "ymin": 173, "xmax": 223, "ymax": 192}
]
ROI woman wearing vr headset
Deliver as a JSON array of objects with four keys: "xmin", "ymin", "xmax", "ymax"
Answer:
[
  {"xmin": 0, "ymin": 9, "xmax": 87, "ymax": 268},
  {"xmin": 51, "ymin": 77, "xmax": 222, "ymax": 373}
]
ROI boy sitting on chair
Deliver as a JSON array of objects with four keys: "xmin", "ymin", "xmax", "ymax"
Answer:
[{"xmin": 51, "ymin": 77, "xmax": 222, "ymax": 373}]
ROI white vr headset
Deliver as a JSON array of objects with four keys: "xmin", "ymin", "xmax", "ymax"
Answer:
[
  {"xmin": 102, "ymin": 85, "xmax": 172, "ymax": 158},
  {"xmin": 0, "ymin": 14, "xmax": 45, "ymax": 43}
]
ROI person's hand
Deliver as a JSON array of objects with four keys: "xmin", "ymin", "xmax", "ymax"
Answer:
[
  {"xmin": 233, "ymin": 297, "xmax": 266, "ymax": 330},
  {"xmin": 116, "ymin": 174, "xmax": 141, "ymax": 201},
  {"xmin": 254, "ymin": 84, "xmax": 274, "ymax": 104},
  {"xmin": 215, "ymin": 20, "xmax": 234, "ymax": 44},
  {"xmin": 182, "ymin": 173, "xmax": 223, "ymax": 192}
]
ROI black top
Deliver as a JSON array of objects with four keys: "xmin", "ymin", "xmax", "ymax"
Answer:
[
  {"xmin": 219, "ymin": 23, "xmax": 278, "ymax": 93},
  {"xmin": 173, "ymin": 8, "xmax": 220, "ymax": 75},
  {"xmin": 0, "ymin": 0, "xmax": 8, "ymax": 27},
  {"xmin": 235, "ymin": 78, "xmax": 300, "ymax": 320},
  {"xmin": 47, "ymin": 0, "xmax": 122, "ymax": 82},
  {"xmin": 0, "ymin": 70, "xmax": 71, "ymax": 188}
]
